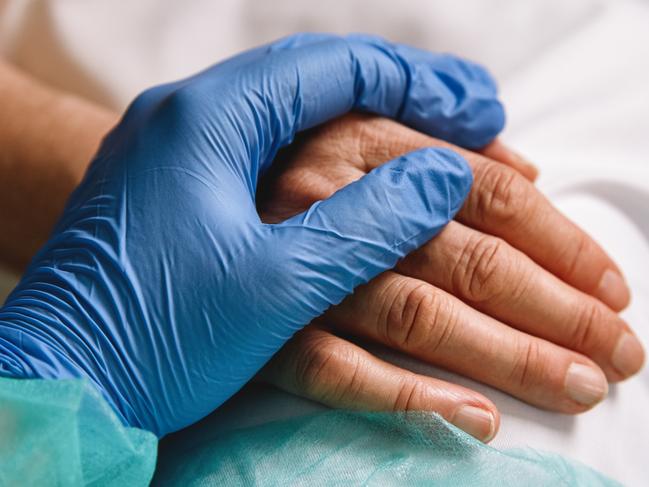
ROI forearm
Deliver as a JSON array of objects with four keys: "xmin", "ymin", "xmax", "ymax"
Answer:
[{"xmin": 0, "ymin": 59, "xmax": 119, "ymax": 271}]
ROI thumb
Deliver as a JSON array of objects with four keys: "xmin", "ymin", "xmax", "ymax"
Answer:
[{"xmin": 270, "ymin": 147, "xmax": 472, "ymax": 316}]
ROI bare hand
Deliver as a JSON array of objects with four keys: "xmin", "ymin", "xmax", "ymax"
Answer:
[{"xmin": 257, "ymin": 114, "xmax": 644, "ymax": 442}]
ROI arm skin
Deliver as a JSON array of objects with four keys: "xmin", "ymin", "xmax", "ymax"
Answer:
[{"xmin": 0, "ymin": 59, "xmax": 118, "ymax": 272}]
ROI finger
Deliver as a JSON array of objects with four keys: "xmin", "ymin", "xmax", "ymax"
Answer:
[
  {"xmin": 327, "ymin": 272, "xmax": 610, "ymax": 413},
  {"xmin": 267, "ymin": 147, "xmax": 471, "ymax": 323},
  {"xmin": 343, "ymin": 116, "xmax": 630, "ymax": 311},
  {"xmin": 398, "ymin": 222, "xmax": 645, "ymax": 381},
  {"xmin": 478, "ymin": 139, "xmax": 539, "ymax": 182},
  {"xmin": 459, "ymin": 156, "xmax": 630, "ymax": 310},
  {"xmin": 261, "ymin": 325, "xmax": 499, "ymax": 442}
]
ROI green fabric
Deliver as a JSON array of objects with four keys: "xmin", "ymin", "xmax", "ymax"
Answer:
[
  {"xmin": 0, "ymin": 377, "xmax": 619, "ymax": 486},
  {"xmin": 154, "ymin": 411, "xmax": 619, "ymax": 487},
  {"xmin": 0, "ymin": 377, "xmax": 156, "ymax": 486}
]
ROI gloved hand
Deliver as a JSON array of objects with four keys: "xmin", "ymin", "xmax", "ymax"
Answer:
[{"xmin": 0, "ymin": 34, "xmax": 504, "ymax": 437}]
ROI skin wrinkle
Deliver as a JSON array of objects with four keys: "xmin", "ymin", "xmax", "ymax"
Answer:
[
  {"xmin": 426, "ymin": 293, "xmax": 457, "ymax": 358},
  {"xmin": 464, "ymin": 235, "xmax": 505, "ymax": 304},
  {"xmin": 510, "ymin": 339, "xmax": 542, "ymax": 394},
  {"xmin": 570, "ymin": 302, "xmax": 604, "ymax": 355},
  {"xmin": 400, "ymin": 284, "xmax": 431, "ymax": 349}
]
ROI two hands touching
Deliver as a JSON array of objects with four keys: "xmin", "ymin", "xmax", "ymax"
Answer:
[
  {"xmin": 0, "ymin": 34, "xmax": 643, "ymax": 441},
  {"xmin": 258, "ymin": 114, "xmax": 643, "ymax": 441}
]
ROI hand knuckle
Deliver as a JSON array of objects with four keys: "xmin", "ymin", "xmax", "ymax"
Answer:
[
  {"xmin": 384, "ymin": 281, "xmax": 444, "ymax": 350},
  {"xmin": 471, "ymin": 162, "xmax": 528, "ymax": 225},
  {"xmin": 160, "ymin": 86, "xmax": 200, "ymax": 116},
  {"xmin": 570, "ymin": 302, "xmax": 603, "ymax": 351},
  {"xmin": 509, "ymin": 340, "xmax": 544, "ymax": 391},
  {"xmin": 453, "ymin": 234, "xmax": 509, "ymax": 303},
  {"xmin": 392, "ymin": 380, "xmax": 427, "ymax": 412},
  {"xmin": 556, "ymin": 231, "xmax": 589, "ymax": 280},
  {"xmin": 383, "ymin": 279, "xmax": 459, "ymax": 354},
  {"xmin": 294, "ymin": 334, "xmax": 355, "ymax": 401}
]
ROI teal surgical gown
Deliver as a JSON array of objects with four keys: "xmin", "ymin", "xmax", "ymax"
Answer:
[{"xmin": 0, "ymin": 377, "xmax": 619, "ymax": 486}]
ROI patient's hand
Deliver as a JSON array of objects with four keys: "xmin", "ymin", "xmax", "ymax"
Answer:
[{"xmin": 257, "ymin": 114, "xmax": 644, "ymax": 442}]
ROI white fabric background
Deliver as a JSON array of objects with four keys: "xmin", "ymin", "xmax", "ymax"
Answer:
[{"xmin": 1, "ymin": 0, "xmax": 648, "ymax": 484}]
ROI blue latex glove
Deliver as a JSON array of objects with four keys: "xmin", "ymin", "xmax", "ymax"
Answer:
[{"xmin": 0, "ymin": 34, "xmax": 504, "ymax": 437}]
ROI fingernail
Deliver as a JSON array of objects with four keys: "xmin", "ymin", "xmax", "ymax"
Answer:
[
  {"xmin": 596, "ymin": 269, "xmax": 631, "ymax": 310},
  {"xmin": 453, "ymin": 405, "xmax": 496, "ymax": 442},
  {"xmin": 612, "ymin": 332, "xmax": 645, "ymax": 377},
  {"xmin": 565, "ymin": 363, "xmax": 608, "ymax": 406}
]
